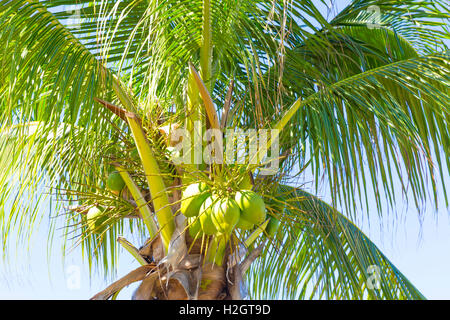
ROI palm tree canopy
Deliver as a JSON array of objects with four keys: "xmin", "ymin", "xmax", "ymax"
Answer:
[{"xmin": 0, "ymin": 0, "xmax": 449, "ymax": 299}]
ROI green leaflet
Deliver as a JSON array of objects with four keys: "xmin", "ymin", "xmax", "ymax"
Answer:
[{"xmin": 247, "ymin": 185, "xmax": 426, "ymax": 300}]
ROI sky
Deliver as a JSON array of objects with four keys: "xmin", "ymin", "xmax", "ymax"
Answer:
[{"xmin": 1, "ymin": 0, "xmax": 449, "ymax": 300}]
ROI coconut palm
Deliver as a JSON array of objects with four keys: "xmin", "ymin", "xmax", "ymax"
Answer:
[{"xmin": 0, "ymin": 0, "xmax": 449, "ymax": 300}]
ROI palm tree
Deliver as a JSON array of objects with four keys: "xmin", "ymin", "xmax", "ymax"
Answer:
[{"xmin": 0, "ymin": 0, "xmax": 449, "ymax": 300}]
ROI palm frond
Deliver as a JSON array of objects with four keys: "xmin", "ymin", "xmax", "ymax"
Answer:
[
  {"xmin": 0, "ymin": 120, "xmax": 136, "ymax": 272},
  {"xmin": 269, "ymin": 43, "xmax": 450, "ymax": 216},
  {"xmin": 0, "ymin": 0, "xmax": 142, "ymax": 269},
  {"xmin": 245, "ymin": 2, "xmax": 450, "ymax": 219},
  {"xmin": 331, "ymin": 0, "xmax": 450, "ymax": 53},
  {"xmin": 247, "ymin": 184, "xmax": 425, "ymax": 300}
]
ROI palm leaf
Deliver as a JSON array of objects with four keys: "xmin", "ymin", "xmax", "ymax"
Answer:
[
  {"xmin": 269, "ymin": 47, "xmax": 450, "ymax": 217},
  {"xmin": 331, "ymin": 0, "xmax": 449, "ymax": 53},
  {"xmin": 247, "ymin": 184, "xmax": 425, "ymax": 300}
]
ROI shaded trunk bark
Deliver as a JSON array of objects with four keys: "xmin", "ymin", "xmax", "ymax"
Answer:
[{"xmin": 91, "ymin": 232, "xmax": 254, "ymax": 300}]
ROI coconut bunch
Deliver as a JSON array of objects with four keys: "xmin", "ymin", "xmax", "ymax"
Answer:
[
  {"xmin": 179, "ymin": 164, "xmax": 283, "ymax": 268},
  {"xmin": 82, "ymin": 64, "xmax": 286, "ymax": 300},
  {"xmin": 88, "ymin": 176, "xmax": 283, "ymax": 301},
  {"xmin": 82, "ymin": 140, "xmax": 283, "ymax": 300}
]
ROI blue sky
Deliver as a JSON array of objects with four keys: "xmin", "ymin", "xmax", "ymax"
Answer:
[{"xmin": 0, "ymin": 0, "xmax": 449, "ymax": 300}]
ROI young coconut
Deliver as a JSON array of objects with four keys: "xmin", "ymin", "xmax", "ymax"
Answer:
[
  {"xmin": 265, "ymin": 216, "xmax": 281, "ymax": 238},
  {"xmin": 180, "ymin": 182, "xmax": 210, "ymax": 217},
  {"xmin": 86, "ymin": 206, "xmax": 108, "ymax": 235},
  {"xmin": 211, "ymin": 197, "xmax": 240, "ymax": 234},
  {"xmin": 106, "ymin": 171, "xmax": 125, "ymax": 195},
  {"xmin": 264, "ymin": 199, "xmax": 285, "ymax": 238},
  {"xmin": 234, "ymin": 190, "xmax": 266, "ymax": 225},
  {"xmin": 235, "ymin": 216, "xmax": 254, "ymax": 230},
  {"xmin": 198, "ymin": 195, "xmax": 218, "ymax": 235},
  {"xmin": 187, "ymin": 216, "xmax": 203, "ymax": 239}
]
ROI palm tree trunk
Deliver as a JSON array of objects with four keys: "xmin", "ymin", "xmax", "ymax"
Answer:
[{"xmin": 91, "ymin": 232, "xmax": 252, "ymax": 300}]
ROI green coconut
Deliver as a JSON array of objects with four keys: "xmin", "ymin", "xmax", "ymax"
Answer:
[
  {"xmin": 211, "ymin": 197, "xmax": 240, "ymax": 234},
  {"xmin": 234, "ymin": 190, "xmax": 266, "ymax": 225},
  {"xmin": 188, "ymin": 216, "xmax": 203, "ymax": 238},
  {"xmin": 265, "ymin": 216, "xmax": 281, "ymax": 238},
  {"xmin": 106, "ymin": 171, "xmax": 125, "ymax": 193},
  {"xmin": 181, "ymin": 182, "xmax": 210, "ymax": 217},
  {"xmin": 86, "ymin": 206, "xmax": 108, "ymax": 234},
  {"xmin": 235, "ymin": 216, "xmax": 254, "ymax": 230},
  {"xmin": 198, "ymin": 195, "xmax": 218, "ymax": 235}
]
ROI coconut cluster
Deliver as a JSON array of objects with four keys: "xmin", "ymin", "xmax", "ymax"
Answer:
[
  {"xmin": 86, "ymin": 169, "xmax": 281, "ymax": 240},
  {"xmin": 180, "ymin": 182, "xmax": 268, "ymax": 238}
]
